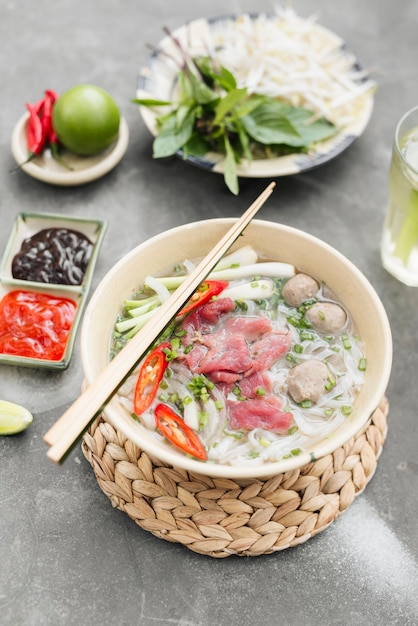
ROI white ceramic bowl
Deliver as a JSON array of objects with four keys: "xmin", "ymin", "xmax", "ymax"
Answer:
[{"xmin": 81, "ymin": 219, "xmax": 392, "ymax": 479}]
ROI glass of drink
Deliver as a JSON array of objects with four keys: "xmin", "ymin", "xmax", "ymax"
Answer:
[{"xmin": 381, "ymin": 106, "xmax": 418, "ymax": 286}]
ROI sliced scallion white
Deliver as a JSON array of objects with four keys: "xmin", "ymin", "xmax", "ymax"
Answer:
[{"xmin": 222, "ymin": 278, "xmax": 275, "ymax": 300}]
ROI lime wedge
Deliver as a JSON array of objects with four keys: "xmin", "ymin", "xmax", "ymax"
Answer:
[{"xmin": 0, "ymin": 400, "xmax": 33, "ymax": 435}]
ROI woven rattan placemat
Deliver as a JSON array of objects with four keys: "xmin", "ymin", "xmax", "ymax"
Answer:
[{"xmin": 81, "ymin": 396, "xmax": 388, "ymax": 558}]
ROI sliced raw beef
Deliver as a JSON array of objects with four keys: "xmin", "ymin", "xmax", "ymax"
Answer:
[
  {"xmin": 179, "ymin": 298, "xmax": 294, "ymax": 431},
  {"xmin": 228, "ymin": 396, "xmax": 293, "ymax": 432},
  {"xmin": 237, "ymin": 371, "xmax": 272, "ymax": 398},
  {"xmin": 198, "ymin": 297, "xmax": 236, "ymax": 324},
  {"xmin": 222, "ymin": 316, "xmax": 272, "ymax": 342},
  {"xmin": 250, "ymin": 331, "xmax": 292, "ymax": 369},
  {"xmin": 196, "ymin": 334, "xmax": 255, "ymax": 376}
]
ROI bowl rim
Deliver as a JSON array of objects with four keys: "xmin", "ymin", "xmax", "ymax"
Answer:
[{"xmin": 81, "ymin": 218, "xmax": 392, "ymax": 479}]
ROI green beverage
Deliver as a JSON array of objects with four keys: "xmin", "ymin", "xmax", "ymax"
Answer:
[{"xmin": 381, "ymin": 107, "xmax": 418, "ymax": 286}]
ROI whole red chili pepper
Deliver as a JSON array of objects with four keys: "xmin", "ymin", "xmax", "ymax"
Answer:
[
  {"xmin": 26, "ymin": 101, "xmax": 45, "ymax": 155},
  {"xmin": 32, "ymin": 99, "xmax": 45, "ymax": 116},
  {"xmin": 10, "ymin": 100, "xmax": 47, "ymax": 172},
  {"xmin": 11, "ymin": 89, "xmax": 73, "ymax": 173},
  {"xmin": 41, "ymin": 90, "xmax": 55, "ymax": 139},
  {"xmin": 43, "ymin": 89, "xmax": 73, "ymax": 170}
]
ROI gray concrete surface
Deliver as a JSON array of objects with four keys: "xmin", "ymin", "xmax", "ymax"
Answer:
[{"xmin": 1, "ymin": 1, "xmax": 418, "ymax": 625}]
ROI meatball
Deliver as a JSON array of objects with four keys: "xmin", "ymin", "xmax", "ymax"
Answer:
[
  {"xmin": 287, "ymin": 359, "xmax": 332, "ymax": 404},
  {"xmin": 305, "ymin": 302, "xmax": 347, "ymax": 334},
  {"xmin": 281, "ymin": 273, "xmax": 319, "ymax": 307}
]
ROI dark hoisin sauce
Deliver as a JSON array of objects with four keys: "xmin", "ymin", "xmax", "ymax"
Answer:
[{"xmin": 12, "ymin": 227, "xmax": 93, "ymax": 285}]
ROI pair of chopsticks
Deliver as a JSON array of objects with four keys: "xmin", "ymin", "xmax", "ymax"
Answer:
[{"xmin": 44, "ymin": 181, "xmax": 276, "ymax": 463}]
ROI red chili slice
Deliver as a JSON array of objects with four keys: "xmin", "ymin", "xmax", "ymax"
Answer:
[
  {"xmin": 133, "ymin": 341, "xmax": 171, "ymax": 416},
  {"xmin": 177, "ymin": 280, "xmax": 228, "ymax": 316},
  {"xmin": 154, "ymin": 403, "xmax": 207, "ymax": 461}
]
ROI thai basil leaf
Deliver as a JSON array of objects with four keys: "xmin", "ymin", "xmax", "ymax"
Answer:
[
  {"xmin": 213, "ymin": 88, "xmax": 248, "ymax": 125},
  {"xmin": 153, "ymin": 108, "xmax": 196, "ymax": 158},
  {"xmin": 235, "ymin": 94, "xmax": 267, "ymax": 118},
  {"xmin": 242, "ymin": 99, "xmax": 336, "ymax": 146},
  {"xmin": 176, "ymin": 103, "xmax": 194, "ymax": 128},
  {"xmin": 183, "ymin": 133, "xmax": 211, "ymax": 157},
  {"xmin": 235, "ymin": 118, "xmax": 252, "ymax": 162},
  {"xmin": 213, "ymin": 65, "xmax": 237, "ymax": 92},
  {"xmin": 194, "ymin": 56, "xmax": 237, "ymax": 91},
  {"xmin": 223, "ymin": 135, "xmax": 239, "ymax": 196},
  {"xmin": 242, "ymin": 101, "xmax": 306, "ymax": 146},
  {"xmin": 178, "ymin": 70, "xmax": 194, "ymax": 101},
  {"xmin": 188, "ymin": 71, "xmax": 219, "ymax": 104},
  {"xmin": 283, "ymin": 105, "xmax": 337, "ymax": 144},
  {"xmin": 133, "ymin": 98, "xmax": 172, "ymax": 106}
]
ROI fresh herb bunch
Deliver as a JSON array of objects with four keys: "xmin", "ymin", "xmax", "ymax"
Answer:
[{"xmin": 134, "ymin": 54, "xmax": 337, "ymax": 194}]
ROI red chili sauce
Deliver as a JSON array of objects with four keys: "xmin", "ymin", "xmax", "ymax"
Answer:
[
  {"xmin": 12, "ymin": 227, "xmax": 93, "ymax": 285},
  {"xmin": 0, "ymin": 290, "xmax": 77, "ymax": 361}
]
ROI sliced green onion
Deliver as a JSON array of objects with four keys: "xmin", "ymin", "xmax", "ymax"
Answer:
[
  {"xmin": 199, "ymin": 411, "xmax": 209, "ymax": 427},
  {"xmin": 324, "ymin": 376, "xmax": 336, "ymax": 392},
  {"xmin": 358, "ymin": 358, "xmax": 367, "ymax": 372},
  {"xmin": 299, "ymin": 400, "xmax": 313, "ymax": 408},
  {"xmin": 342, "ymin": 334, "xmax": 352, "ymax": 350}
]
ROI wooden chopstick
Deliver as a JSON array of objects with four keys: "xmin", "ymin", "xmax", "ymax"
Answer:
[{"xmin": 44, "ymin": 181, "xmax": 276, "ymax": 463}]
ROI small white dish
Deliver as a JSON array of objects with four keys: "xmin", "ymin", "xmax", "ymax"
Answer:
[{"xmin": 10, "ymin": 115, "xmax": 129, "ymax": 186}]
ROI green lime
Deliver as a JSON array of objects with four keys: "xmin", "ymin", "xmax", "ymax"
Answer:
[
  {"xmin": 0, "ymin": 400, "xmax": 33, "ymax": 435},
  {"xmin": 53, "ymin": 84, "xmax": 120, "ymax": 156}
]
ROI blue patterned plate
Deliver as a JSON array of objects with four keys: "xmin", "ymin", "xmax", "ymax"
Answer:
[{"xmin": 136, "ymin": 13, "xmax": 374, "ymax": 177}]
